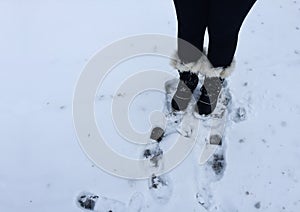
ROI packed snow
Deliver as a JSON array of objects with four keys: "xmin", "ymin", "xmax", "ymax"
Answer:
[{"xmin": 0, "ymin": 0, "xmax": 300, "ymax": 211}]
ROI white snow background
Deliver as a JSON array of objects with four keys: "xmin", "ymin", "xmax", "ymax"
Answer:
[{"xmin": 0, "ymin": 0, "xmax": 300, "ymax": 211}]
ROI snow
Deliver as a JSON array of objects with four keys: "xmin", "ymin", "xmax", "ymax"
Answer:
[{"xmin": 0, "ymin": 0, "xmax": 300, "ymax": 211}]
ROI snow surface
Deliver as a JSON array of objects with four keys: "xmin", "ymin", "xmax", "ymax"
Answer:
[{"xmin": 1, "ymin": 0, "xmax": 300, "ymax": 211}]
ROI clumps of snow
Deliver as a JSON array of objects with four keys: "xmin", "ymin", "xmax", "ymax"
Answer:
[
  {"xmin": 254, "ymin": 201, "xmax": 261, "ymax": 209},
  {"xmin": 196, "ymin": 192, "xmax": 212, "ymax": 210},
  {"xmin": 142, "ymin": 143, "xmax": 163, "ymax": 170},
  {"xmin": 208, "ymin": 154, "xmax": 226, "ymax": 176},
  {"xmin": 76, "ymin": 192, "xmax": 99, "ymax": 210},
  {"xmin": 176, "ymin": 113, "xmax": 195, "ymax": 137},
  {"xmin": 148, "ymin": 174, "xmax": 173, "ymax": 205},
  {"xmin": 232, "ymin": 107, "xmax": 247, "ymax": 122},
  {"xmin": 76, "ymin": 191, "xmax": 144, "ymax": 212}
]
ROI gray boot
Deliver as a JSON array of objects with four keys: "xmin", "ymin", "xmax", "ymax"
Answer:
[
  {"xmin": 195, "ymin": 77, "xmax": 224, "ymax": 116},
  {"xmin": 171, "ymin": 71, "xmax": 199, "ymax": 112}
]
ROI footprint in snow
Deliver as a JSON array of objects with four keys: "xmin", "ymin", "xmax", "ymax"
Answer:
[
  {"xmin": 76, "ymin": 191, "xmax": 144, "ymax": 212},
  {"xmin": 148, "ymin": 174, "xmax": 173, "ymax": 205}
]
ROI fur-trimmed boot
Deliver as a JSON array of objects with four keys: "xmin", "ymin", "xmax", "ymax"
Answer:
[
  {"xmin": 195, "ymin": 57, "xmax": 235, "ymax": 116},
  {"xmin": 171, "ymin": 71, "xmax": 199, "ymax": 111},
  {"xmin": 170, "ymin": 52, "xmax": 203, "ymax": 112},
  {"xmin": 170, "ymin": 51, "xmax": 235, "ymax": 114},
  {"xmin": 195, "ymin": 77, "xmax": 224, "ymax": 116}
]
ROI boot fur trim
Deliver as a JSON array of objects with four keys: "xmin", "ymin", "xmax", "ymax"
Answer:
[{"xmin": 170, "ymin": 51, "xmax": 235, "ymax": 79}]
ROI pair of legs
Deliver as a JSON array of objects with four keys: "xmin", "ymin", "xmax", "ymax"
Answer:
[
  {"xmin": 173, "ymin": 0, "xmax": 256, "ymax": 68},
  {"xmin": 171, "ymin": 0, "xmax": 256, "ymax": 114}
]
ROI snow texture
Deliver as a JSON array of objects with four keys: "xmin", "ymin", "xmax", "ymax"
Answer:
[{"xmin": 1, "ymin": 0, "xmax": 300, "ymax": 212}]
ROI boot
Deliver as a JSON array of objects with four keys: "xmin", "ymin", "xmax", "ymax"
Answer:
[
  {"xmin": 195, "ymin": 77, "xmax": 224, "ymax": 116},
  {"xmin": 171, "ymin": 71, "xmax": 199, "ymax": 112},
  {"xmin": 170, "ymin": 51, "xmax": 235, "ymax": 114}
]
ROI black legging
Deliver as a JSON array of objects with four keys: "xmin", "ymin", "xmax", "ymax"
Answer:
[{"xmin": 173, "ymin": 0, "xmax": 256, "ymax": 68}]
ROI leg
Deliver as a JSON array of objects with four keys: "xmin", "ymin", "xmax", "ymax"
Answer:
[
  {"xmin": 173, "ymin": 0, "xmax": 209, "ymax": 63},
  {"xmin": 171, "ymin": 0, "xmax": 209, "ymax": 111},
  {"xmin": 207, "ymin": 0, "xmax": 257, "ymax": 67},
  {"xmin": 195, "ymin": 0, "xmax": 256, "ymax": 116}
]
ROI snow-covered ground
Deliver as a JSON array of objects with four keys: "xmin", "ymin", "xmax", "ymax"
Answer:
[{"xmin": 1, "ymin": 0, "xmax": 300, "ymax": 211}]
